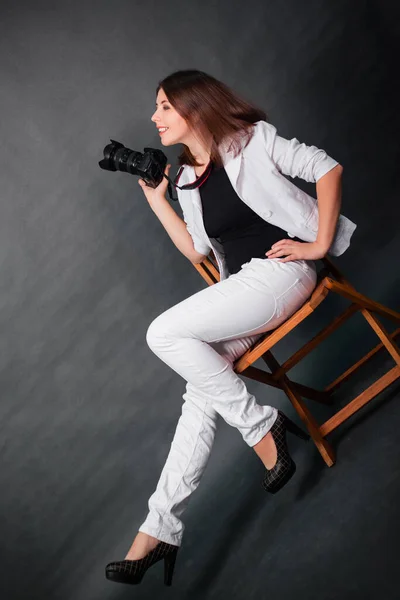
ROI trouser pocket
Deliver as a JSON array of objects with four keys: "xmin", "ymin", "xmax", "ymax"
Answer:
[{"xmin": 274, "ymin": 276, "xmax": 315, "ymax": 320}]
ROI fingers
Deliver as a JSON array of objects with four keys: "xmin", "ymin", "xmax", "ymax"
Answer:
[
  {"xmin": 276, "ymin": 254, "xmax": 297, "ymax": 263},
  {"xmin": 266, "ymin": 239, "xmax": 291, "ymax": 256},
  {"xmin": 138, "ymin": 164, "xmax": 171, "ymax": 189},
  {"xmin": 272, "ymin": 239, "xmax": 291, "ymax": 246},
  {"xmin": 266, "ymin": 239, "xmax": 300, "ymax": 258},
  {"xmin": 266, "ymin": 248, "xmax": 292, "ymax": 258},
  {"xmin": 138, "ymin": 164, "xmax": 171, "ymax": 185}
]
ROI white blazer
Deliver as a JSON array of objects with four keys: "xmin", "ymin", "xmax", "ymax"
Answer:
[{"xmin": 175, "ymin": 120, "xmax": 357, "ymax": 281}]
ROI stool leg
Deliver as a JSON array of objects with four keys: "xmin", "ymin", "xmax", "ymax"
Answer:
[
  {"xmin": 262, "ymin": 352, "xmax": 336, "ymax": 467},
  {"xmin": 284, "ymin": 381, "xmax": 336, "ymax": 467}
]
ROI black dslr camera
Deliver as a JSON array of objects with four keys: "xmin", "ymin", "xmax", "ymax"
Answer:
[{"xmin": 98, "ymin": 139, "xmax": 177, "ymax": 201}]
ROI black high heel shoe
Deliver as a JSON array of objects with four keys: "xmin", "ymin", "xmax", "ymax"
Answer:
[
  {"xmin": 105, "ymin": 540, "xmax": 180, "ymax": 586},
  {"xmin": 262, "ymin": 409, "xmax": 310, "ymax": 494}
]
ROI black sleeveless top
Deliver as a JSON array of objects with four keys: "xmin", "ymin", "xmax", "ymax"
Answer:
[{"xmin": 199, "ymin": 161, "xmax": 303, "ymax": 275}]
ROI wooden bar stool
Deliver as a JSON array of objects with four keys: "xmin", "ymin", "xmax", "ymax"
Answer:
[{"xmin": 192, "ymin": 253, "xmax": 400, "ymax": 466}]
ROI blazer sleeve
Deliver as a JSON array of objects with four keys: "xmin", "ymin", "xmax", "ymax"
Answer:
[
  {"xmin": 262, "ymin": 121, "xmax": 340, "ymax": 183},
  {"xmin": 175, "ymin": 181, "xmax": 212, "ymax": 256}
]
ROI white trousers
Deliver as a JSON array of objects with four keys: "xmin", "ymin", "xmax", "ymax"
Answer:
[{"xmin": 138, "ymin": 257, "xmax": 317, "ymax": 546}]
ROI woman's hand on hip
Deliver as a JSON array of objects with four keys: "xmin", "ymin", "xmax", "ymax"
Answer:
[{"xmin": 265, "ymin": 240, "xmax": 328, "ymax": 262}]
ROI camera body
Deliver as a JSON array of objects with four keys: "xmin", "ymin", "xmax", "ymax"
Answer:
[{"xmin": 99, "ymin": 139, "xmax": 167, "ymax": 189}]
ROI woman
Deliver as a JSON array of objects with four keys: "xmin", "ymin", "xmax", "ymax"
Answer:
[{"xmin": 105, "ymin": 70, "xmax": 356, "ymax": 587}]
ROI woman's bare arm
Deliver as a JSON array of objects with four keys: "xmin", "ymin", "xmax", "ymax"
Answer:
[{"xmin": 149, "ymin": 196, "xmax": 208, "ymax": 264}]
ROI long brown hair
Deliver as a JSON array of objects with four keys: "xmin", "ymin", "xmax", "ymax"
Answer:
[{"xmin": 156, "ymin": 70, "xmax": 268, "ymax": 169}]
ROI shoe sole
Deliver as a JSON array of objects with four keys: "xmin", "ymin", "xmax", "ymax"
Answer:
[{"xmin": 106, "ymin": 570, "xmax": 144, "ymax": 585}]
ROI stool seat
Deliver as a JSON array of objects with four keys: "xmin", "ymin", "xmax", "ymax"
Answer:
[{"xmin": 192, "ymin": 253, "xmax": 400, "ymax": 466}]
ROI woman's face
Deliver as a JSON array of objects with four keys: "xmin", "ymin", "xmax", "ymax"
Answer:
[{"xmin": 151, "ymin": 88, "xmax": 192, "ymax": 146}]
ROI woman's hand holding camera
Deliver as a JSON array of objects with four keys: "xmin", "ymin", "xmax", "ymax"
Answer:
[{"xmin": 138, "ymin": 164, "xmax": 171, "ymax": 206}]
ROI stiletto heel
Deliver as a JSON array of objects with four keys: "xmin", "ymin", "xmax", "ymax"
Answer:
[
  {"xmin": 284, "ymin": 414, "xmax": 310, "ymax": 440},
  {"xmin": 164, "ymin": 547, "xmax": 178, "ymax": 586},
  {"xmin": 262, "ymin": 410, "xmax": 309, "ymax": 494},
  {"xmin": 105, "ymin": 540, "xmax": 180, "ymax": 586}
]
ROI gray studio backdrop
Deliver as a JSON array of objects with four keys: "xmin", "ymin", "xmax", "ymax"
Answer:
[{"xmin": 1, "ymin": 1, "xmax": 399, "ymax": 599}]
